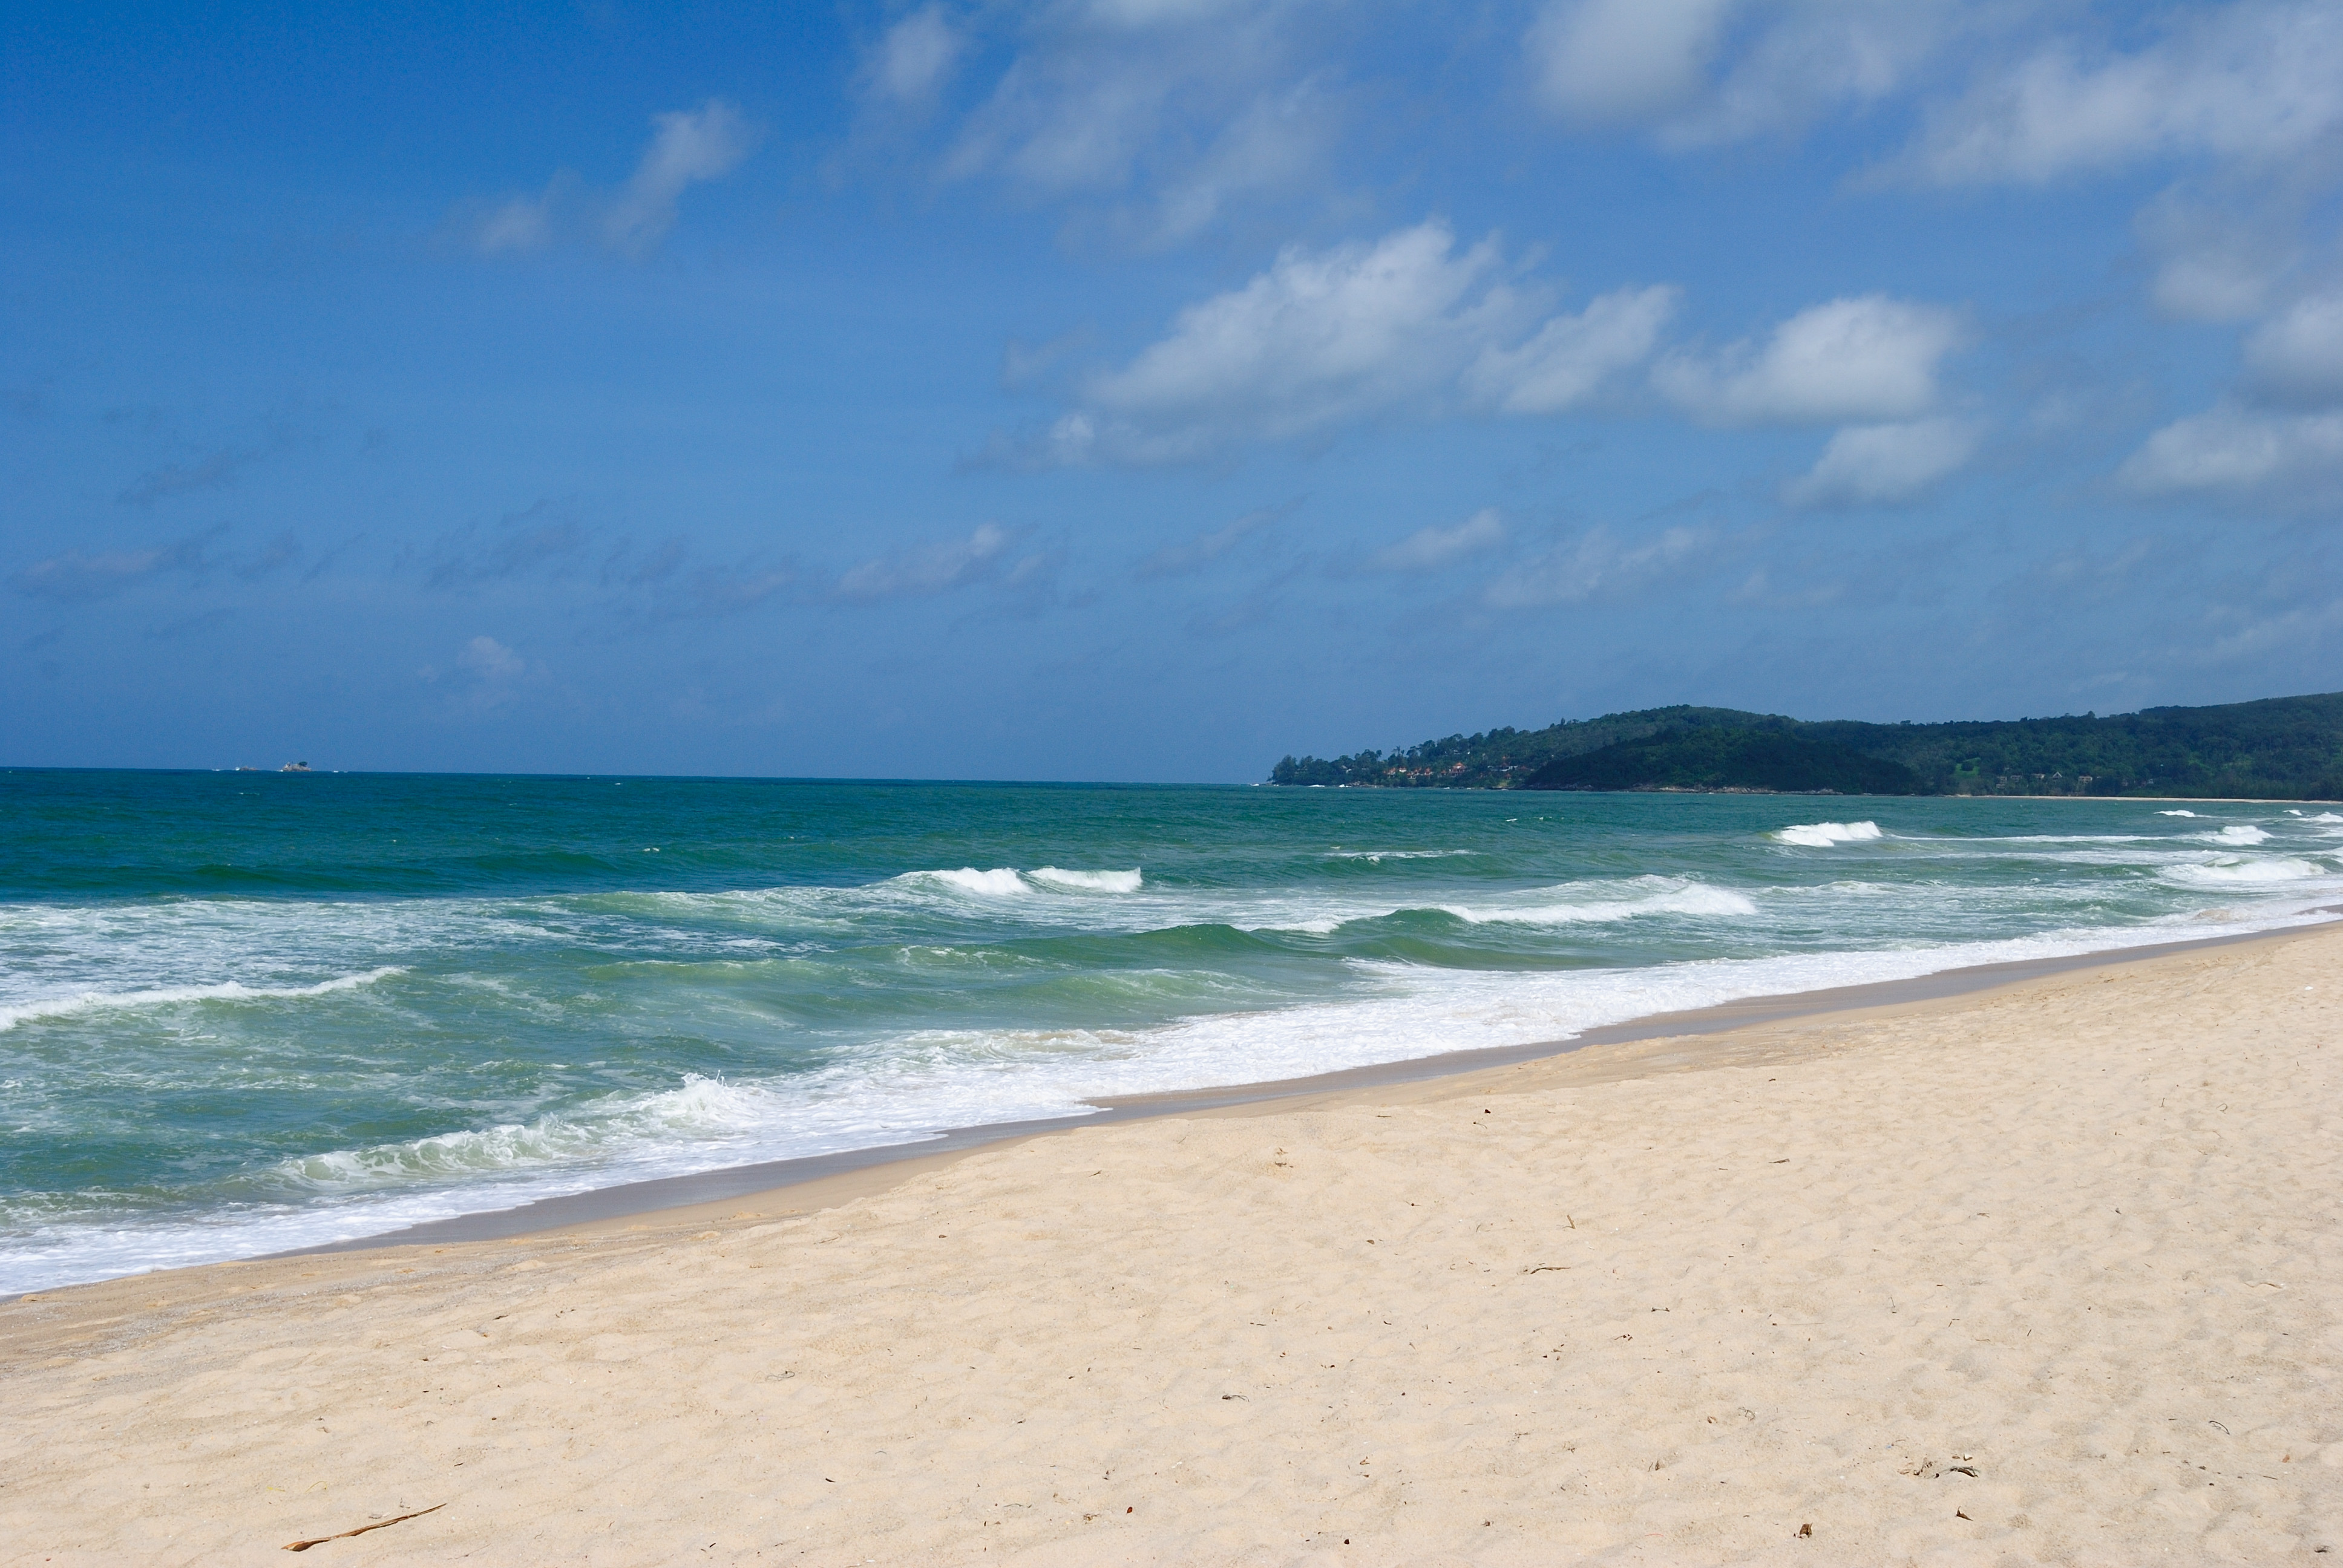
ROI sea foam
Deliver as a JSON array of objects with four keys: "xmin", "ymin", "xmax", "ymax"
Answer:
[
  {"xmin": 1773, "ymin": 820, "xmax": 1884, "ymax": 848},
  {"xmin": 1440, "ymin": 877, "xmax": 1757, "ymax": 925},
  {"xmin": 2161, "ymin": 857, "xmax": 2327, "ymax": 886},
  {"xmin": 0, "ymin": 967, "xmax": 405, "ymax": 1033}
]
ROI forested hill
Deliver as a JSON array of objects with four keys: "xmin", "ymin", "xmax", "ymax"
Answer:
[{"xmin": 1268, "ymin": 693, "xmax": 2343, "ymax": 799}]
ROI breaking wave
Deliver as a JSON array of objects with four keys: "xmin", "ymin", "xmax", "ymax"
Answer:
[
  {"xmin": 1440, "ymin": 877, "xmax": 1758, "ymax": 925},
  {"xmin": 2161, "ymin": 857, "xmax": 2328, "ymax": 886},
  {"xmin": 1773, "ymin": 820, "xmax": 1884, "ymax": 848},
  {"xmin": 894, "ymin": 867, "xmax": 1142, "ymax": 897}
]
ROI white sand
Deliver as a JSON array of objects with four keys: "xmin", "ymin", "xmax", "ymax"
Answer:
[{"xmin": 4, "ymin": 925, "xmax": 2340, "ymax": 1566}]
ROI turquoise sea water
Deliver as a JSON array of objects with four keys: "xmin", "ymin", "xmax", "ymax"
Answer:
[{"xmin": 4, "ymin": 769, "xmax": 2340, "ymax": 1294}]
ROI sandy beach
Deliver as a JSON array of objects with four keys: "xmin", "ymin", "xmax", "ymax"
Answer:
[{"xmin": 5, "ymin": 922, "xmax": 2339, "ymax": 1565}]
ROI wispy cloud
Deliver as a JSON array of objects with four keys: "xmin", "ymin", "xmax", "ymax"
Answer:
[
  {"xmin": 465, "ymin": 100, "xmax": 754, "ymax": 258},
  {"xmin": 1366, "ymin": 508, "xmax": 1507, "ymax": 573},
  {"xmin": 117, "ymin": 448, "xmax": 258, "ymax": 507},
  {"xmin": 834, "ymin": 523, "xmax": 1015, "ymax": 601},
  {"xmin": 1135, "ymin": 504, "xmax": 1289, "ymax": 578},
  {"xmin": 12, "ymin": 526, "xmax": 229, "ymax": 601},
  {"xmin": 1899, "ymin": 2, "xmax": 2343, "ymax": 186},
  {"xmin": 415, "ymin": 499, "xmax": 589, "ymax": 589},
  {"xmin": 859, "ymin": 0, "xmax": 1351, "ymax": 247},
  {"xmin": 1484, "ymin": 524, "xmax": 1706, "ymax": 609}
]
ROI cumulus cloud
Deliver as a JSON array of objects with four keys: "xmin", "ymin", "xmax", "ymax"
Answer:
[
  {"xmin": 1902, "ymin": 1, "xmax": 2343, "ymax": 185},
  {"xmin": 466, "ymin": 100, "xmax": 752, "ymax": 258},
  {"xmin": 1464, "ymin": 286, "xmax": 1680, "ymax": 414},
  {"xmin": 459, "ymin": 634, "xmax": 525, "ymax": 682},
  {"xmin": 1526, "ymin": 0, "xmax": 1971, "ymax": 148},
  {"xmin": 1484, "ymin": 525, "xmax": 1704, "ymax": 609},
  {"xmin": 1045, "ymin": 222, "xmax": 1515, "ymax": 461},
  {"xmin": 1784, "ymin": 417, "xmax": 1978, "ymax": 508},
  {"xmin": 1654, "ymin": 295, "xmax": 1964, "ymax": 426},
  {"xmin": 834, "ymin": 523, "xmax": 1014, "ymax": 600},
  {"xmin": 1029, "ymin": 221, "xmax": 1673, "ymax": 464},
  {"xmin": 421, "ymin": 635, "xmax": 533, "ymax": 711},
  {"xmin": 2243, "ymin": 293, "xmax": 2343, "ymax": 407},
  {"xmin": 2120, "ymin": 403, "xmax": 2343, "ymax": 506},
  {"xmin": 1367, "ymin": 508, "xmax": 1507, "ymax": 573},
  {"xmin": 1527, "ymin": 0, "xmax": 1734, "ymax": 128}
]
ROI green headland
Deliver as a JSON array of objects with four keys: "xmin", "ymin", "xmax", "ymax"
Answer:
[{"xmin": 1270, "ymin": 691, "xmax": 2343, "ymax": 799}]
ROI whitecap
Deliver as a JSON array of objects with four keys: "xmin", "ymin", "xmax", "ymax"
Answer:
[
  {"xmin": 1323, "ymin": 849, "xmax": 1479, "ymax": 862},
  {"xmin": 1027, "ymin": 867, "xmax": 1144, "ymax": 893},
  {"xmin": 1773, "ymin": 820, "xmax": 1884, "ymax": 848},
  {"xmin": 2198, "ymin": 825, "xmax": 2272, "ymax": 846},
  {"xmin": 0, "ymin": 968, "xmax": 405, "ymax": 1033},
  {"xmin": 2161, "ymin": 857, "xmax": 2326, "ymax": 886},
  {"xmin": 2158, "ymin": 809, "xmax": 2197, "ymax": 817},
  {"xmin": 1440, "ymin": 877, "xmax": 1759, "ymax": 925},
  {"xmin": 897, "ymin": 867, "xmax": 1031, "ymax": 897}
]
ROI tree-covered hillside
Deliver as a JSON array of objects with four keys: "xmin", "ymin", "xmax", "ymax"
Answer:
[{"xmin": 1270, "ymin": 692, "xmax": 2343, "ymax": 799}]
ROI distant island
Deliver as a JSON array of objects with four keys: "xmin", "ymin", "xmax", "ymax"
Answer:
[{"xmin": 1270, "ymin": 692, "xmax": 2343, "ymax": 799}]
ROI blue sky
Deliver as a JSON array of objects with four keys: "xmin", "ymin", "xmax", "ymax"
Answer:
[{"xmin": 5, "ymin": 1, "xmax": 2341, "ymax": 780}]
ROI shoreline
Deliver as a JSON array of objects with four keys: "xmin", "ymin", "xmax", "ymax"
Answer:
[
  {"xmin": 160, "ymin": 907, "xmax": 2323, "ymax": 1269},
  {"xmin": 5, "ymin": 915, "xmax": 2336, "ymax": 1563}
]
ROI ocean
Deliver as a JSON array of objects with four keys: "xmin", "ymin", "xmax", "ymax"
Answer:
[{"xmin": 4, "ymin": 769, "xmax": 2339, "ymax": 1295}]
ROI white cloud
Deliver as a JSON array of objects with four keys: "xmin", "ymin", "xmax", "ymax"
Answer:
[
  {"xmin": 1654, "ymin": 295, "xmax": 1964, "ymax": 426},
  {"xmin": 466, "ymin": 101, "xmax": 751, "ymax": 258},
  {"xmin": 2120, "ymin": 403, "xmax": 2343, "ymax": 505},
  {"xmin": 2244, "ymin": 293, "xmax": 2343, "ymax": 407},
  {"xmin": 1060, "ymin": 221, "xmax": 1520, "ymax": 460},
  {"xmin": 2134, "ymin": 186, "xmax": 2304, "ymax": 322},
  {"xmin": 1904, "ymin": 1, "xmax": 2343, "ymax": 185},
  {"xmin": 1032, "ymin": 221, "xmax": 1676, "ymax": 463},
  {"xmin": 1526, "ymin": 0, "xmax": 1974, "ymax": 148},
  {"xmin": 1484, "ymin": 525, "xmax": 1703, "ymax": 609},
  {"xmin": 867, "ymin": 5, "xmax": 964, "ymax": 106},
  {"xmin": 459, "ymin": 635, "xmax": 525, "ymax": 682},
  {"xmin": 1784, "ymin": 417, "xmax": 1978, "ymax": 508},
  {"xmin": 601, "ymin": 102, "xmax": 754, "ymax": 256},
  {"xmin": 1368, "ymin": 508, "xmax": 1507, "ymax": 573},
  {"xmin": 1527, "ymin": 0, "xmax": 1734, "ymax": 128},
  {"xmin": 473, "ymin": 186, "xmax": 563, "ymax": 255},
  {"xmin": 419, "ymin": 635, "xmax": 531, "ymax": 711},
  {"xmin": 884, "ymin": 0, "xmax": 1348, "ymax": 247},
  {"xmin": 1465, "ymin": 286, "xmax": 1679, "ymax": 414},
  {"xmin": 834, "ymin": 524, "xmax": 1012, "ymax": 600}
]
